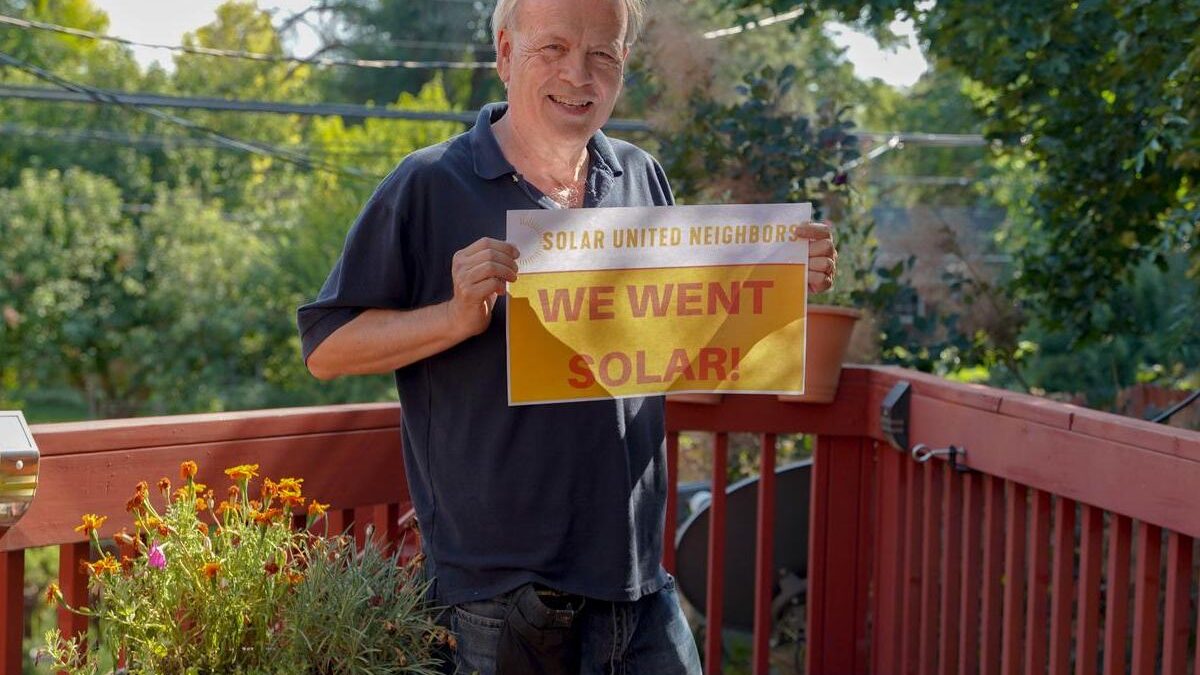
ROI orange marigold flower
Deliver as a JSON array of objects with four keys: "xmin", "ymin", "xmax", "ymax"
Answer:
[
  {"xmin": 277, "ymin": 477, "xmax": 303, "ymax": 493},
  {"xmin": 143, "ymin": 516, "xmax": 163, "ymax": 531},
  {"xmin": 126, "ymin": 492, "xmax": 146, "ymax": 513},
  {"xmin": 307, "ymin": 500, "xmax": 329, "ymax": 518},
  {"xmin": 196, "ymin": 522, "xmax": 210, "ymax": 536},
  {"xmin": 157, "ymin": 477, "xmax": 171, "ymax": 494},
  {"xmin": 284, "ymin": 571, "xmax": 304, "ymax": 585},
  {"xmin": 180, "ymin": 460, "xmax": 199, "ymax": 481},
  {"xmin": 114, "ymin": 529, "xmax": 135, "ymax": 546},
  {"xmin": 261, "ymin": 478, "xmax": 278, "ymax": 499},
  {"xmin": 44, "ymin": 582, "xmax": 61, "ymax": 606},
  {"xmin": 201, "ymin": 561, "xmax": 222, "ymax": 579},
  {"xmin": 87, "ymin": 553, "xmax": 121, "ymax": 577},
  {"xmin": 252, "ymin": 508, "xmax": 283, "ymax": 525},
  {"xmin": 134, "ymin": 481, "xmax": 149, "ymax": 496},
  {"xmin": 195, "ymin": 497, "xmax": 208, "ymax": 512},
  {"xmin": 192, "ymin": 482, "xmax": 207, "ymax": 495},
  {"xmin": 74, "ymin": 513, "xmax": 107, "ymax": 537},
  {"xmin": 215, "ymin": 501, "xmax": 237, "ymax": 518},
  {"xmin": 172, "ymin": 487, "xmax": 188, "ymax": 503},
  {"xmin": 224, "ymin": 464, "xmax": 259, "ymax": 482}
]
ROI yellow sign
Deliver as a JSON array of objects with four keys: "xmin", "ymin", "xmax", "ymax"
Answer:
[{"xmin": 506, "ymin": 204, "xmax": 810, "ymax": 405}]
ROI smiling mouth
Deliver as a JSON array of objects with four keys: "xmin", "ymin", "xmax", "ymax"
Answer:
[{"xmin": 548, "ymin": 94, "xmax": 593, "ymax": 110}]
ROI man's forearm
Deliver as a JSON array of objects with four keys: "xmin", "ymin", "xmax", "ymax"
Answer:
[{"xmin": 306, "ymin": 303, "xmax": 466, "ymax": 380}]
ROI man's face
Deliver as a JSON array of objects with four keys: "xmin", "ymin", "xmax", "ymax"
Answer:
[{"xmin": 497, "ymin": 0, "xmax": 629, "ymax": 147}]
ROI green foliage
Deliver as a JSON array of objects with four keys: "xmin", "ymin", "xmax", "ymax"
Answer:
[
  {"xmin": 39, "ymin": 462, "xmax": 443, "ymax": 674},
  {"xmin": 725, "ymin": 0, "xmax": 1200, "ymax": 347},
  {"xmin": 284, "ymin": 535, "xmax": 444, "ymax": 675}
]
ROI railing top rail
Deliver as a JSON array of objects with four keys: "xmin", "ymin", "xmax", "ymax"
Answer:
[{"xmin": 31, "ymin": 402, "xmax": 402, "ymax": 457}]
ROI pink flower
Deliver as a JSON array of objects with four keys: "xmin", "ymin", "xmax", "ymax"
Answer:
[{"xmin": 148, "ymin": 542, "xmax": 167, "ymax": 570}]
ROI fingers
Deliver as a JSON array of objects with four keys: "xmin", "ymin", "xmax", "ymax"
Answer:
[
  {"xmin": 463, "ymin": 260, "xmax": 518, "ymax": 285},
  {"xmin": 809, "ymin": 237, "xmax": 837, "ymax": 259},
  {"xmin": 795, "ymin": 220, "xmax": 833, "ymax": 241},
  {"xmin": 458, "ymin": 236, "xmax": 520, "ymax": 260},
  {"xmin": 808, "ymin": 256, "xmax": 836, "ymax": 274},
  {"xmin": 808, "ymin": 269, "xmax": 833, "ymax": 293}
]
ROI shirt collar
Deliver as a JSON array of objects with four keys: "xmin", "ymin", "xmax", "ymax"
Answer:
[{"xmin": 469, "ymin": 102, "xmax": 624, "ymax": 180}]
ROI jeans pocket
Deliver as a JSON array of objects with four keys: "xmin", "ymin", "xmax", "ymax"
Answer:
[
  {"xmin": 495, "ymin": 585, "xmax": 582, "ymax": 675},
  {"xmin": 453, "ymin": 603, "xmax": 506, "ymax": 675}
]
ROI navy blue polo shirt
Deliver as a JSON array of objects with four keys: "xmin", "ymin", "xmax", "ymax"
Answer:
[{"xmin": 297, "ymin": 103, "xmax": 675, "ymax": 605}]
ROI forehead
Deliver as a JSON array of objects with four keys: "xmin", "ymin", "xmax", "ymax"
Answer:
[{"xmin": 514, "ymin": 0, "xmax": 626, "ymax": 42}]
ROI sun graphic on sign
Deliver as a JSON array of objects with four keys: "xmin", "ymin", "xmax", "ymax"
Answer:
[{"xmin": 517, "ymin": 214, "xmax": 549, "ymax": 267}]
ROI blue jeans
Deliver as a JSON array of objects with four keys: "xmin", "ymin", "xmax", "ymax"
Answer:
[{"xmin": 450, "ymin": 576, "xmax": 702, "ymax": 675}]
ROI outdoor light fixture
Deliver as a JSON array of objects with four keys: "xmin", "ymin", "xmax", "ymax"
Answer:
[
  {"xmin": 0, "ymin": 410, "xmax": 39, "ymax": 535},
  {"xmin": 879, "ymin": 381, "xmax": 911, "ymax": 451}
]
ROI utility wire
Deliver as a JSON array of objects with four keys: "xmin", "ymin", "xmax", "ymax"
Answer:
[
  {"xmin": 0, "ymin": 83, "xmax": 987, "ymax": 144},
  {"xmin": 703, "ymin": 5, "xmax": 806, "ymax": 39},
  {"xmin": 0, "ymin": 121, "xmax": 402, "ymax": 157},
  {"xmin": 0, "ymin": 51, "xmax": 374, "ymax": 183},
  {"xmin": 0, "ymin": 13, "xmax": 496, "ymax": 70}
]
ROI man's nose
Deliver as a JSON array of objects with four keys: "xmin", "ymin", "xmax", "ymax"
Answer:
[{"xmin": 559, "ymin": 49, "xmax": 592, "ymax": 88}]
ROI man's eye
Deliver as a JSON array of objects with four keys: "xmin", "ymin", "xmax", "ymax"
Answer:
[
  {"xmin": 543, "ymin": 44, "xmax": 566, "ymax": 53},
  {"xmin": 591, "ymin": 51, "xmax": 616, "ymax": 61}
]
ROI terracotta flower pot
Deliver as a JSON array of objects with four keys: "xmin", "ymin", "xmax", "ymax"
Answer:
[{"xmin": 777, "ymin": 304, "xmax": 862, "ymax": 404}]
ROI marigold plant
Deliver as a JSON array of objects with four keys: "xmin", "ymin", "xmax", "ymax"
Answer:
[{"xmin": 39, "ymin": 461, "xmax": 444, "ymax": 675}]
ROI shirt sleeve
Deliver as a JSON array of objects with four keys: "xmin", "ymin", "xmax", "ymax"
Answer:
[{"xmin": 296, "ymin": 178, "xmax": 415, "ymax": 364}]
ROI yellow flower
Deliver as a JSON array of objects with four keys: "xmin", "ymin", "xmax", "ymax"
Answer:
[
  {"xmin": 180, "ymin": 460, "xmax": 199, "ymax": 481},
  {"xmin": 74, "ymin": 514, "xmax": 107, "ymax": 537},
  {"xmin": 307, "ymin": 500, "xmax": 329, "ymax": 518},
  {"xmin": 277, "ymin": 478, "xmax": 303, "ymax": 496},
  {"xmin": 195, "ymin": 497, "xmax": 209, "ymax": 512},
  {"xmin": 86, "ymin": 553, "xmax": 121, "ymax": 577},
  {"xmin": 44, "ymin": 582, "xmax": 61, "ymax": 606},
  {"xmin": 201, "ymin": 561, "xmax": 222, "ymax": 580},
  {"xmin": 224, "ymin": 464, "xmax": 259, "ymax": 482}
]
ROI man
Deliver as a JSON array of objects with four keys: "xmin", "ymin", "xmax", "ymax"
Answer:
[{"xmin": 298, "ymin": 0, "xmax": 837, "ymax": 672}]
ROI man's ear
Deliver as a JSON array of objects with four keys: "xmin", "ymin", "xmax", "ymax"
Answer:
[{"xmin": 496, "ymin": 29, "xmax": 513, "ymax": 86}]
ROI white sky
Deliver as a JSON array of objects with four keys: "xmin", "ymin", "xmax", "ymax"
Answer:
[{"xmin": 90, "ymin": 0, "xmax": 929, "ymax": 88}]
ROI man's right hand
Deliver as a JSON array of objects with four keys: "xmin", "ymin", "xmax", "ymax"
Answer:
[{"xmin": 445, "ymin": 237, "xmax": 520, "ymax": 339}]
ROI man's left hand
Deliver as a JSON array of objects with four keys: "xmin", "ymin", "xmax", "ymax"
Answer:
[{"xmin": 799, "ymin": 221, "xmax": 838, "ymax": 293}]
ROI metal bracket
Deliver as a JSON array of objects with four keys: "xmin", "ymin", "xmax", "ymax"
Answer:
[{"xmin": 911, "ymin": 443, "xmax": 970, "ymax": 473}]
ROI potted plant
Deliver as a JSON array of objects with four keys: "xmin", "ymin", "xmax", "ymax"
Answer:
[
  {"xmin": 658, "ymin": 65, "xmax": 896, "ymax": 403},
  {"xmin": 39, "ymin": 461, "xmax": 447, "ymax": 675}
]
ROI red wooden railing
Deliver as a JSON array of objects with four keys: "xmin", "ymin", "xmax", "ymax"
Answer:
[{"xmin": 3, "ymin": 366, "xmax": 1199, "ymax": 675}]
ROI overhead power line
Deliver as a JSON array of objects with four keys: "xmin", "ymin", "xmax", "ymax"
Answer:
[
  {"xmin": 0, "ymin": 13, "xmax": 496, "ymax": 70},
  {"xmin": 704, "ymin": 5, "xmax": 806, "ymax": 39},
  {"xmin": 0, "ymin": 52, "xmax": 374, "ymax": 182},
  {"xmin": 0, "ymin": 84, "xmax": 988, "ymax": 144},
  {"xmin": 0, "ymin": 83, "xmax": 656, "ymax": 133}
]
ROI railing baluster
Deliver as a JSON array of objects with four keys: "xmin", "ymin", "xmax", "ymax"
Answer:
[
  {"xmin": 1075, "ymin": 505, "xmax": 1103, "ymax": 675},
  {"xmin": 751, "ymin": 433, "xmax": 776, "ymax": 675},
  {"xmin": 1130, "ymin": 522, "xmax": 1162, "ymax": 675},
  {"xmin": 807, "ymin": 436, "xmax": 871, "ymax": 674},
  {"xmin": 705, "ymin": 432, "xmax": 728, "ymax": 675},
  {"xmin": 1001, "ymin": 481, "xmax": 1027, "ymax": 675},
  {"xmin": 1048, "ymin": 497, "xmax": 1076, "ymax": 675},
  {"xmin": 1, "ymin": 550, "xmax": 24, "ymax": 675},
  {"xmin": 919, "ymin": 462, "xmax": 943, "ymax": 674},
  {"xmin": 58, "ymin": 542, "xmax": 90, "ymax": 642},
  {"xmin": 1102, "ymin": 514, "xmax": 1132, "ymax": 675},
  {"xmin": 958, "ymin": 471, "xmax": 985, "ymax": 675},
  {"xmin": 980, "ymin": 475, "xmax": 1005, "ymax": 675},
  {"xmin": 664, "ymin": 431, "xmax": 680, "ymax": 575},
  {"xmin": 873, "ymin": 445, "xmax": 907, "ymax": 674},
  {"xmin": 1160, "ymin": 532, "xmax": 1193, "ymax": 675},
  {"xmin": 938, "ymin": 462, "xmax": 963, "ymax": 675},
  {"xmin": 1025, "ymin": 489, "xmax": 1052, "ymax": 675},
  {"xmin": 900, "ymin": 456, "xmax": 926, "ymax": 675}
]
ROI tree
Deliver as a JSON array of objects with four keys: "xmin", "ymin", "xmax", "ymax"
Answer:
[{"xmin": 721, "ymin": 0, "xmax": 1199, "ymax": 345}]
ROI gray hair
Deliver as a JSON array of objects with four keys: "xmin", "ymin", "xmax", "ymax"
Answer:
[{"xmin": 491, "ymin": 0, "xmax": 645, "ymax": 51}]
